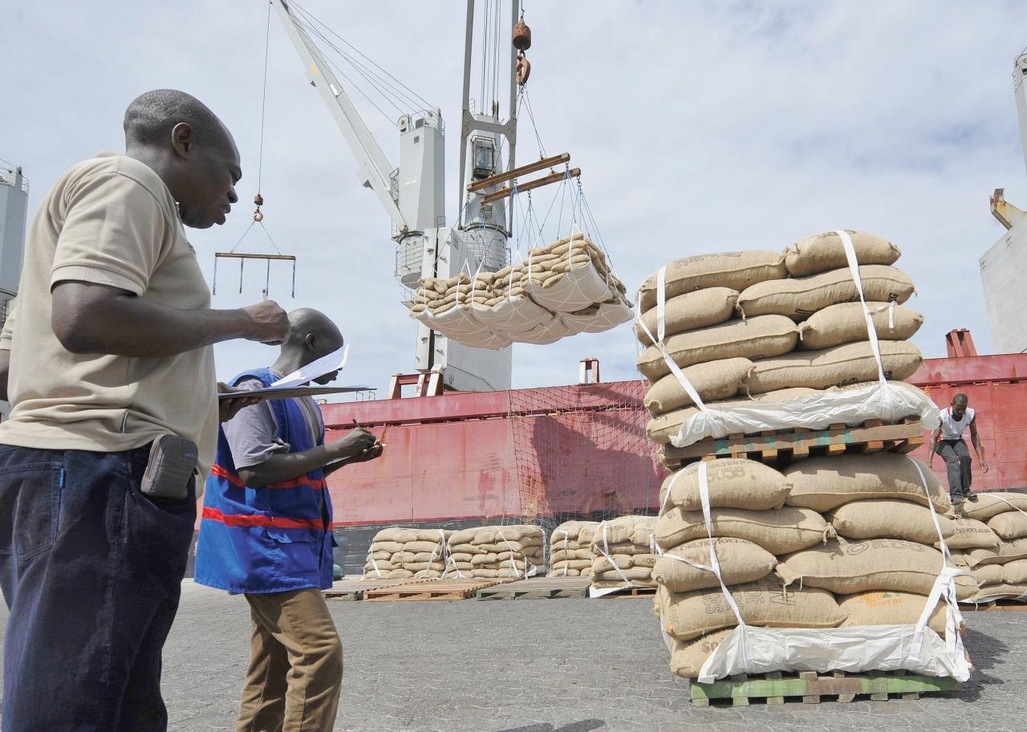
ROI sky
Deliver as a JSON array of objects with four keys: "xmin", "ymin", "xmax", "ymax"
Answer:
[{"xmin": 4, "ymin": 0, "xmax": 1027, "ymax": 398}]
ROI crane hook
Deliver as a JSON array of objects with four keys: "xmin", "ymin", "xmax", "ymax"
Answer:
[
  {"xmin": 253, "ymin": 193, "xmax": 265, "ymax": 223},
  {"xmin": 516, "ymin": 51, "xmax": 531, "ymax": 86}
]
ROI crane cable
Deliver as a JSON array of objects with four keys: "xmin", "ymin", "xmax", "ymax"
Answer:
[{"xmin": 227, "ymin": 1, "xmax": 281, "ymax": 256}]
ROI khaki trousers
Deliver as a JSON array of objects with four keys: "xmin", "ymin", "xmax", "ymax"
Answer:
[{"xmin": 236, "ymin": 588, "xmax": 343, "ymax": 732}]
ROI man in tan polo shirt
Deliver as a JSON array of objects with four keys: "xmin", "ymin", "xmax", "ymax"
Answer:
[{"xmin": 0, "ymin": 89, "xmax": 289, "ymax": 732}]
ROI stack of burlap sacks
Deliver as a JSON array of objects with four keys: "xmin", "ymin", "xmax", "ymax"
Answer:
[
  {"xmin": 362, "ymin": 527, "xmax": 449, "ymax": 579},
  {"xmin": 363, "ymin": 524, "xmax": 545, "ymax": 580},
  {"xmin": 550, "ymin": 520, "xmax": 600, "ymax": 577},
  {"xmin": 636, "ymin": 231, "xmax": 926, "ymax": 455},
  {"xmin": 654, "ymin": 456, "xmax": 979, "ymax": 679},
  {"xmin": 948, "ymin": 493, "xmax": 1027, "ymax": 601},
  {"xmin": 589, "ymin": 515, "xmax": 659, "ymax": 590},
  {"xmin": 446, "ymin": 524, "xmax": 545, "ymax": 579},
  {"xmin": 411, "ymin": 233, "xmax": 632, "ymax": 347}
]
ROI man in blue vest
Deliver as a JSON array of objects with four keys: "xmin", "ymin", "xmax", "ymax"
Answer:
[{"xmin": 195, "ymin": 308, "xmax": 381, "ymax": 732}]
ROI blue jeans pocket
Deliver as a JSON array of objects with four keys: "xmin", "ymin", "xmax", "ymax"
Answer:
[{"xmin": 0, "ymin": 459, "xmax": 63, "ymax": 562}]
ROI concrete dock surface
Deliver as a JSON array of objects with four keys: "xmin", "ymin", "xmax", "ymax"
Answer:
[{"xmin": 1, "ymin": 580, "xmax": 1024, "ymax": 731}]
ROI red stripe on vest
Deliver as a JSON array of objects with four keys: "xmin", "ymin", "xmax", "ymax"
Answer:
[
  {"xmin": 210, "ymin": 464, "xmax": 326, "ymax": 491},
  {"xmin": 201, "ymin": 506, "xmax": 323, "ymax": 531}
]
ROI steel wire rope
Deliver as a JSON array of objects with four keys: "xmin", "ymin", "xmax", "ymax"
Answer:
[
  {"xmin": 290, "ymin": 1, "xmax": 430, "ymax": 111},
  {"xmin": 227, "ymin": 4, "xmax": 282, "ymax": 258},
  {"xmin": 297, "ymin": 22, "xmax": 408, "ymax": 122},
  {"xmin": 302, "ymin": 23, "xmax": 423, "ymax": 117},
  {"xmin": 517, "ymin": 86, "xmax": 547, "ymax": 158}
]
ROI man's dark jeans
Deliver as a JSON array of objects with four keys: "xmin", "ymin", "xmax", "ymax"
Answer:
[
  {"xmin": 0, "ymin": 445, "xmax": 196, "ymax": 732},
  {"xmin": 938, "ymin": 438, "xmax": 973, "ymax": 497}
]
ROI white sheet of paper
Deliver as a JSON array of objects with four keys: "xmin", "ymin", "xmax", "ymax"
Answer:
[{"xmin": 270, "ymin": 344, "xmax": 349, "ymax": 388}]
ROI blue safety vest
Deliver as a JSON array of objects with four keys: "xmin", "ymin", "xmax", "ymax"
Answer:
[{"xmin": 194, "ymin": 368, "xmax": 335, "ymax": 593}]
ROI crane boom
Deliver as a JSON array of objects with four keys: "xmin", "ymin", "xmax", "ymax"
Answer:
[{"xmin": 270, "ymin": 0, "xmax": 408, "ymax": 233}]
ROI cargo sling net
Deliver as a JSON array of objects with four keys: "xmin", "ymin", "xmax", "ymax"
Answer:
[{"xmin": 507, "ymin": 381, "xmax": 664, "ymax": 572}]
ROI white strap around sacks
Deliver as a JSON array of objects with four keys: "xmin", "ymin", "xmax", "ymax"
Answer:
[
  {"xmin": 588, "ymin": 521, "xmax": 637, "ymax": 597},
  {"xmin": 906, "ymin": 457, "xmax": 968, "ymax": 665},
  {"xmin": 362, "ymin": 546, "xmax": 385, "ymax": 580},
  {"xmin": 497, "ymin": 529, "xmax": 538, "ymax": 579},
  {"xmin": 835, "ymin": 229, "xmax": 886, "ymax": 385},
  {"xmin": 554, "ymin": 529, "xmax": 571, "ymax": 574},
  {"xmin": 633, "ymin": 293, "xmax": 711, "ymax": 415}
]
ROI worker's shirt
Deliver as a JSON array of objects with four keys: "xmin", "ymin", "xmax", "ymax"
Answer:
[{"xmin": 939, "ymin": 407, "xmax": 975, "ymax": 441}]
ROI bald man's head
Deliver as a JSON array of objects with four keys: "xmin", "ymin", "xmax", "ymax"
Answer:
[
  {"xmin": 280, "ymin": 309, "xmax": 344, "ymax": 380},
  {"xmin": 124, "ymin": 89, "xmax": 231, "ymax": 150}
]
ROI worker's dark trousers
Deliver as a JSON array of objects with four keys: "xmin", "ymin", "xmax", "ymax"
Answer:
[
  {"xmin": 0, "ymin": 445, "xmax": 196, "ymax": 732},
  {"xmin": 938, "ymin": 438, "xmax": 973, "ymax": 497}
]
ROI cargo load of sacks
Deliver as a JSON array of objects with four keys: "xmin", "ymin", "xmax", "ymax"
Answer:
[
  {"xmin": 550, "ymin": 520, "xmax": 600, "ymax": 577},
  {"xmin": 410, "ymin": 233, "xmax": 632, "ymax": 347},
  {"xmin": 362, "ymin": 527, "xmax": 450, "ymax": 580},
  {"xmin": 948, "ymin": 493, "xmax": 1027, "ymax": 602},
  {"xmin": 634, "ymin": 230, "xmax": 937, "ymax": 451},
  {"xmin": 588, "ymin": 515, "xmax": 659, "ymax": 596},
  {"xmin": 653, "ymin": 456, "xmax": 974, "ymax": 682},
  {"xmin": 444, "ymin": 525, "xmax": 545, "ymax": 579}
]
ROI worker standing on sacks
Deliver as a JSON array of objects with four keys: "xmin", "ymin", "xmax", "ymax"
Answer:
[{"xmin": 928, "ymin": 392, "xmax": 989, "ymax": 505}]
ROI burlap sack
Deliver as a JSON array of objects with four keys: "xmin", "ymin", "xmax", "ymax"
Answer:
[
  {"xmin": 669, "ymin": 629, "xmax": 734, "ymax": 679},
  {"xmin": 591, "ymin": 516, "xmax": 657, "ymax": 547},
  {"xmin": 939, "ymin": 518, "xmax": 1001, "ymax": 549},
  {"xmin": 959, "ymin": 492, "xmax": 1027, "ymax": 521},
  {"xmin": 594, "ymin": 554, "xmax": 657, "ymax": 573},
  {"xmin": 658, "ymin": 458, "xmax": 791, "ymax": 512},
  {"xmin": 987, "ymin": 511, "xmax": 1027, "ymax": 541},
  {"xmin": 971, "ymin": 564, "xmax": 1004, "ymax": 586},
  {"xmin": 652, "ymin": 537, "xmax": 777, "ymax": 592},
  {"xmin": 550, "ymin": 560, "xmax": 592, "ymax": 576},
  {"xmin": 736, "ymin": 265, "xmax": 916, "ymax": 319},
  {"xmin": 637, "ymin": 315, "xmax": 799, "ymax": 381},
  {"xmin": 644, "ymin": 358, "xmax": 753, "ymax": 415},
  {"xmin": 967, "ymin": 538, "xmax": 1027, "ymax": 566},
  {"xmin": 968, "ymin": 583, "xmax": 1027, "ymax": 602},
  {"xmin": 369, "ymin": 541, "xmax": 406, "ymax": 554},
  {"xmin": 777, "ymin": 538, "xmax": 977, "ymax": 598},
  {"xmin": 550, "ymin": 548, "xmax": 593, "ymax": 562},
  {"xmin": 656, "ymin": 506, "xmax": 835, "ymax": 555},
  {"xmin": 798, "ymin": 301, "xmax": 923, "ymax": 351},
  {"xmin": 783, "ymin": 230, "xmax": 902, "ymax": 277},
  {"xmin": 1002, "ymin": 559, "xmax": 1027, "ymax": 584},
  {"xmin": 658, "ymin": 578, "xmax": 845, "ymax": 642},
  {"xmin": 745, "ymin": 340, "xmax": 923, "ymax": 394},
  {"xmin": 837, "ymin": 591, "xmax": 948, "ymax": 635},
  {"xmin": 784, "ymin": 454, "xmax": 950, "ymax": 513},
  {"xmin": 394, "ymin": 528, "xmax": 450, "ymax": 544},
  {"xmin": 829, "ymin": 500, "xmax": 954, "ymax": 545},
  {"xmin": 638, "ymin": 252, "xmax": 787, "ymax": 312},
  {"xmin": 947, "ymin": 551, "xmax": 974, "ymax": 569},
  {"xmin": 635, "ymin": 287, "xmax": 739, "ymax": 344}
]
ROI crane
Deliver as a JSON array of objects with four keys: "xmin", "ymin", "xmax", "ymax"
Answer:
[
  {"xmin": 270, "ymin": 0, "xmax": 525, "ymax": 391},
  {"xmin": 983, "ymin": 48, "xmax": 1027, "ymax": 353}
]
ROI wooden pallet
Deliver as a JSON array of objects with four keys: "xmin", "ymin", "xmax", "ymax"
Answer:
[
  {"xmin": 689, "ymin": 669, "xmax": 959, "ymax": 706},
  {"xmin": 477, "ymin": 576, "xmax": 591, "ymax": 600},
  {"xmin": 589, "ymin": 584, "xmax": 657, "ymax": 599},
  {"xmin": 662, "ymin": 418, "xmax": 924, "ymax": 470},
  {"xmin": 961, "ymin": 599, "xmax": 1027, "ymax": 611},
  {"xmin": 323, "ymin": 578, "xmax": 412, "ymax": 601},
  {"xmin": 362, "ymin": 578, "xmax": 513, "ymax": 602}
]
